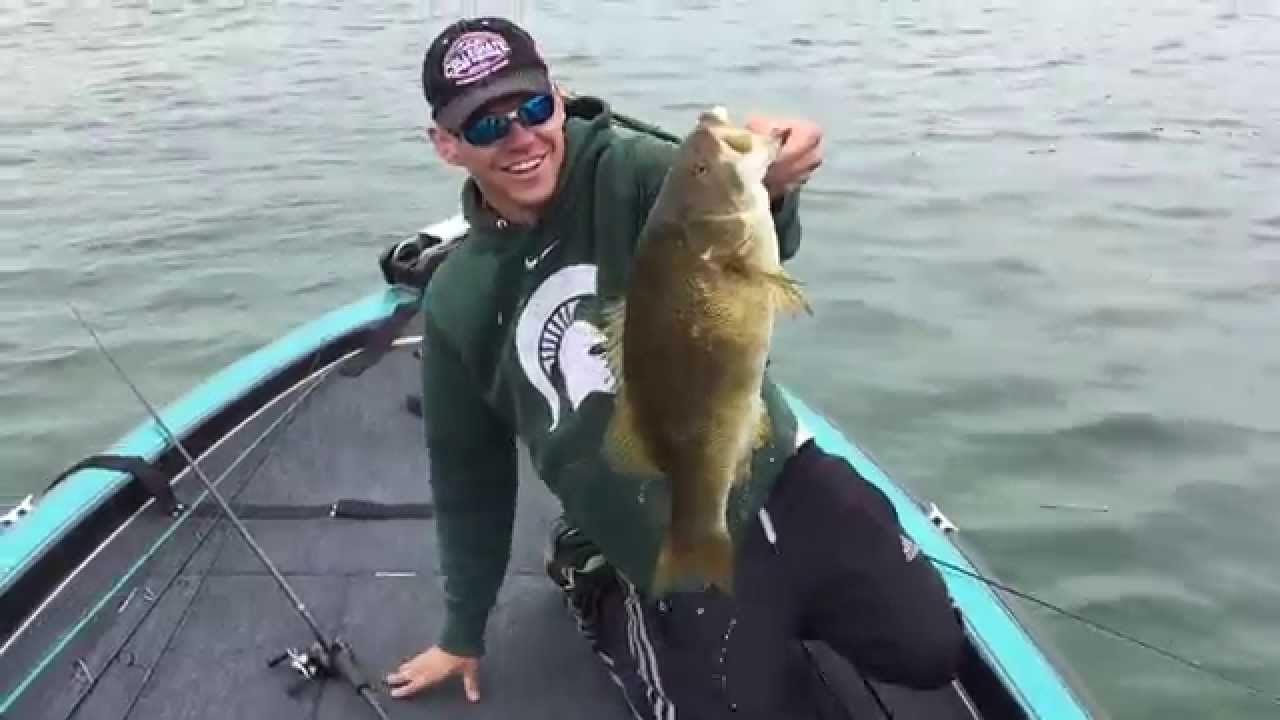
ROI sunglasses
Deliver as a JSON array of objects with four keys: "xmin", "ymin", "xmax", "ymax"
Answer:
[{"xmin": 457, "ymin": 93, "xmax": 556, "ymax": 147}]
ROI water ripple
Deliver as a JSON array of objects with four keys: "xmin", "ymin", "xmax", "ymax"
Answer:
[
  {"xmin": 1091, "ymin": 170, "xmax": 1159, "ymax": 186},
  {"xmin": 932, "ymin": 56, "xmax": 1080, "ymax": 77},
  {"xmin": 921, "ymin": 128, "xmax": 1062, "ymax": 143},
  {"xmin": 1113, "ymin": 202, "xmax": 1232, "ymax": 221},
  {"xmin": 1089, "ymin": 130, "xmax": 1162, "ymax": 143},
  {"xmin": 989, "ymin": 256, "xmax": 1046, "ymax": 277},
  {"xmin": 968, "ymin": 413, "xmax": 1269, "ymax": 462},
  {"xmin": 1072, "ymin": 304, "xmax": 1188, "ymax": 330}
]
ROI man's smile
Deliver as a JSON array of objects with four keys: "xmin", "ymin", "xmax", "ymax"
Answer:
[{"xmin": 501, "ymin": 153, "xmax": 547, "ymax": 176}]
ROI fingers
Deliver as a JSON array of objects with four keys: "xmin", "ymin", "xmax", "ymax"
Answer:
[
  {"xmin": 743, "ymin": 113, "xmax": 825, "ymax": 198},
  {"xmin": 462, "ymin": 662, "xmax": 481, "ymax": 703},
  {"xmin": 744, "ymin": 115, "xmax": 823, "ymax": 159},
  {"xmin": 743, "ymin": 114, "xmax": 778, "ymax": 136},
  {"xmin": 386, "ymin": 671, "xmax": 426, "ymax": 698},
  {"xmin": 773, "ymin": 120, "xmax": 824, "ymax": 178},
  {"xmin": 386, "ymin": 658, "xmax": 437, "ymax": 699},
  {"xmin": 384, "ymin": 648, "xmax": 482, "ymax": 702},
  {"xmin": 385, "ymin": 652, "xmax": 445, "ymax": 699}
]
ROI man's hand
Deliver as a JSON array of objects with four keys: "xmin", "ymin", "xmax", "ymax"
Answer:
[
  {"xmin": 745, "ymin": 115, "xmax": 825, "ymax": 200},
  {"xmin": 385, "ymin": 645, "xmax": 481, "ymax": 702}
]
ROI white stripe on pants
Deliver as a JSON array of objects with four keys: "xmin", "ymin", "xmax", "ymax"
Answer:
[{"xmin": 595, "ymin": 577, "xmax": 676, "ymax": 720}]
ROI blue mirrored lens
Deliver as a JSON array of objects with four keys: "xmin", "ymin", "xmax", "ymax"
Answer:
[
  {"xmin": 517, "ymin": 94, "xmax": 555, "ymax": 126},
  {"xmin": 462, "ymin": 116, "xmax": 510, "ymax": 146},
  {"xmin": 461, "ymin": 94, "xmax": 555, "ymax": 146}
]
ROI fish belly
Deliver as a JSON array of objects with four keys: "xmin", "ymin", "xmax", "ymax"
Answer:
[{"xmin": 630, "ymin": 264, "xmax": 775, "ymax": 594}]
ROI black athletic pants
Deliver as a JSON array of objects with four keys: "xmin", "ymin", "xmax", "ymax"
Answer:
[{"xmin": 576, "ymin": 440, "xmax": 964, "ymax": 720}]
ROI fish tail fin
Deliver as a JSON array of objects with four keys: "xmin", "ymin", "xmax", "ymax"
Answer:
[
  {"xmin": 604, "ymin": 388, "xmax": 663, "ymax": 477},
  {"xmin": 652, "ymin": 530, "xmax": 736, "ymax": 596}
]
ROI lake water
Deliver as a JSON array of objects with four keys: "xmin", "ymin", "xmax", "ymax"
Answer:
[{"xmin": 2, "ymin": 0, "xmax": 1278, "ymax": 717}]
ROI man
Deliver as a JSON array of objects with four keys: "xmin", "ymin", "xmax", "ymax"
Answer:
[{"xmin": 386, "ymin": 16, "xmax": 964, "ymax": 718}]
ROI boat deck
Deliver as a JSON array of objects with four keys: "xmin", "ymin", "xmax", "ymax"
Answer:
[{"xmin": 3, "ymin": 339, "xmax": 989, "ymax": 720}]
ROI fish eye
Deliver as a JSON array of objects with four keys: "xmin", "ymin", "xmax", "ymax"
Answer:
[{"xmin": 693, "ymin": 162, "xmax": 709, "ymax": 177}]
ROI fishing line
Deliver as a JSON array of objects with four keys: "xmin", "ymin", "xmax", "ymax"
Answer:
[
  {"xmin": 67, "ymin": 303, "xmax": 391, "ymax": 720},
  {"xmin": 926, "ymin": 552, "xmax": 1280, "ymax": 707},
  {"xmin": 55, "ymin": 340, "xmax": 334, "ymax": 720}
]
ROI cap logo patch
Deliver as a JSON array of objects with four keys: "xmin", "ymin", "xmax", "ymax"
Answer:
[{"xmin": 442, "ymin": 31, "xmax": 511, "ymax": 86}]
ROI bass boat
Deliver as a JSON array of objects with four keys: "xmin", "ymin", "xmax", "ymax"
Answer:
[{"xmin": 0, "ymin": 215, "xmax": 1103, "ymax": 720}]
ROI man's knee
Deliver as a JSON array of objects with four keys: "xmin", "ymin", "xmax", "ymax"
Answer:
[{"xmin": 878, "ymin": 606, "xmax": 965, "ymax": 690}]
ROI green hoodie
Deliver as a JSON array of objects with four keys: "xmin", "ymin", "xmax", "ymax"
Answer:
[{"xmin": 419, "ymin": 96, "xmax": 807, "ymax": 657}]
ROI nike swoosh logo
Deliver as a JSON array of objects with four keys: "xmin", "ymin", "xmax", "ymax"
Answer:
[{"xmin": 525, "ymin": 239, "xmax": 559, "ymax": 270}]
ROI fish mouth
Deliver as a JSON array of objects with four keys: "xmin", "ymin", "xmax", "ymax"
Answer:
[
  {"xmin": 696, "ymin": 106, "xmax": 779, "ymax": 172},
  {"xmin": 699, "ymin": 107, "xmax": 755, "ymax": 154},
  {"xmin": 722, "ymin": 130, "xmax": 755, "ymax": 154},
  {"xmin": 717, "ymin": 127, "xmax": 781, "ymax": 166}
]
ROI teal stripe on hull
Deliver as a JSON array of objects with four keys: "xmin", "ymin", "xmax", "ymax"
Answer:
[{"xmin": 783, "ymin": 389, "xmax": 1091, "ymax": 719}]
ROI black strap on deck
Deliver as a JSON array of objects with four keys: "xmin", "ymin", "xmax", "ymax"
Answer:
[
  {"xmin": 188, "ymin": 498, "xmax": 434, "ymax": 520},
  {"xmin": 337, "ymin": 301, "xmax": 422, "ymax": 378},
  {"xmin": 339, "ymin": 227, "xmax": 467, "ymax": 378},
  {"xmin": 46, "ymin": 454, "xmax": 184, "ymax": 516}
]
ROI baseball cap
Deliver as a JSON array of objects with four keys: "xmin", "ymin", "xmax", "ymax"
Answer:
[{"xmin": 422, "ymin": 16, "xmax": 553, "ymax": 132}]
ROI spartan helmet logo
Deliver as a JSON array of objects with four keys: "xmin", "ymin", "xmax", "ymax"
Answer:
[{"xmin": 515, "ymin": 264, "xmax": 617, "ymax": 431}]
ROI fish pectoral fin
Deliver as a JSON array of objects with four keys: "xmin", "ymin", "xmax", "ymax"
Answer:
[
  {"xmin": 713, "ymin": 236, "xmax": 813, "ymax": 317},
  {"xmin": 757, "ymin": 268, "xmax": 813, "ymax": 316},
  {"xmin": 733, "ymin": 402, "xmax": 770, "ymax": 486},
  {"xmin": 732, "ymin": 452, "xmax": 753, "ymax": 488},
  {"xmin": 754, "ymin": 398, "xmax": 771, "ymax": 449},
  {"xmin": 603, "ymin": 390, "xmax": 663, "ymax": 477}
]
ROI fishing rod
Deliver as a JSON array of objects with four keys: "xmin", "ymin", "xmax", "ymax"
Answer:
[
  {"xmin": 67, "ymin": 304, "xmax": 392, "ymax": 720},
  {"xmin": 925, "ymin": 551, "xmax": 1280, "ymax": 708}
]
